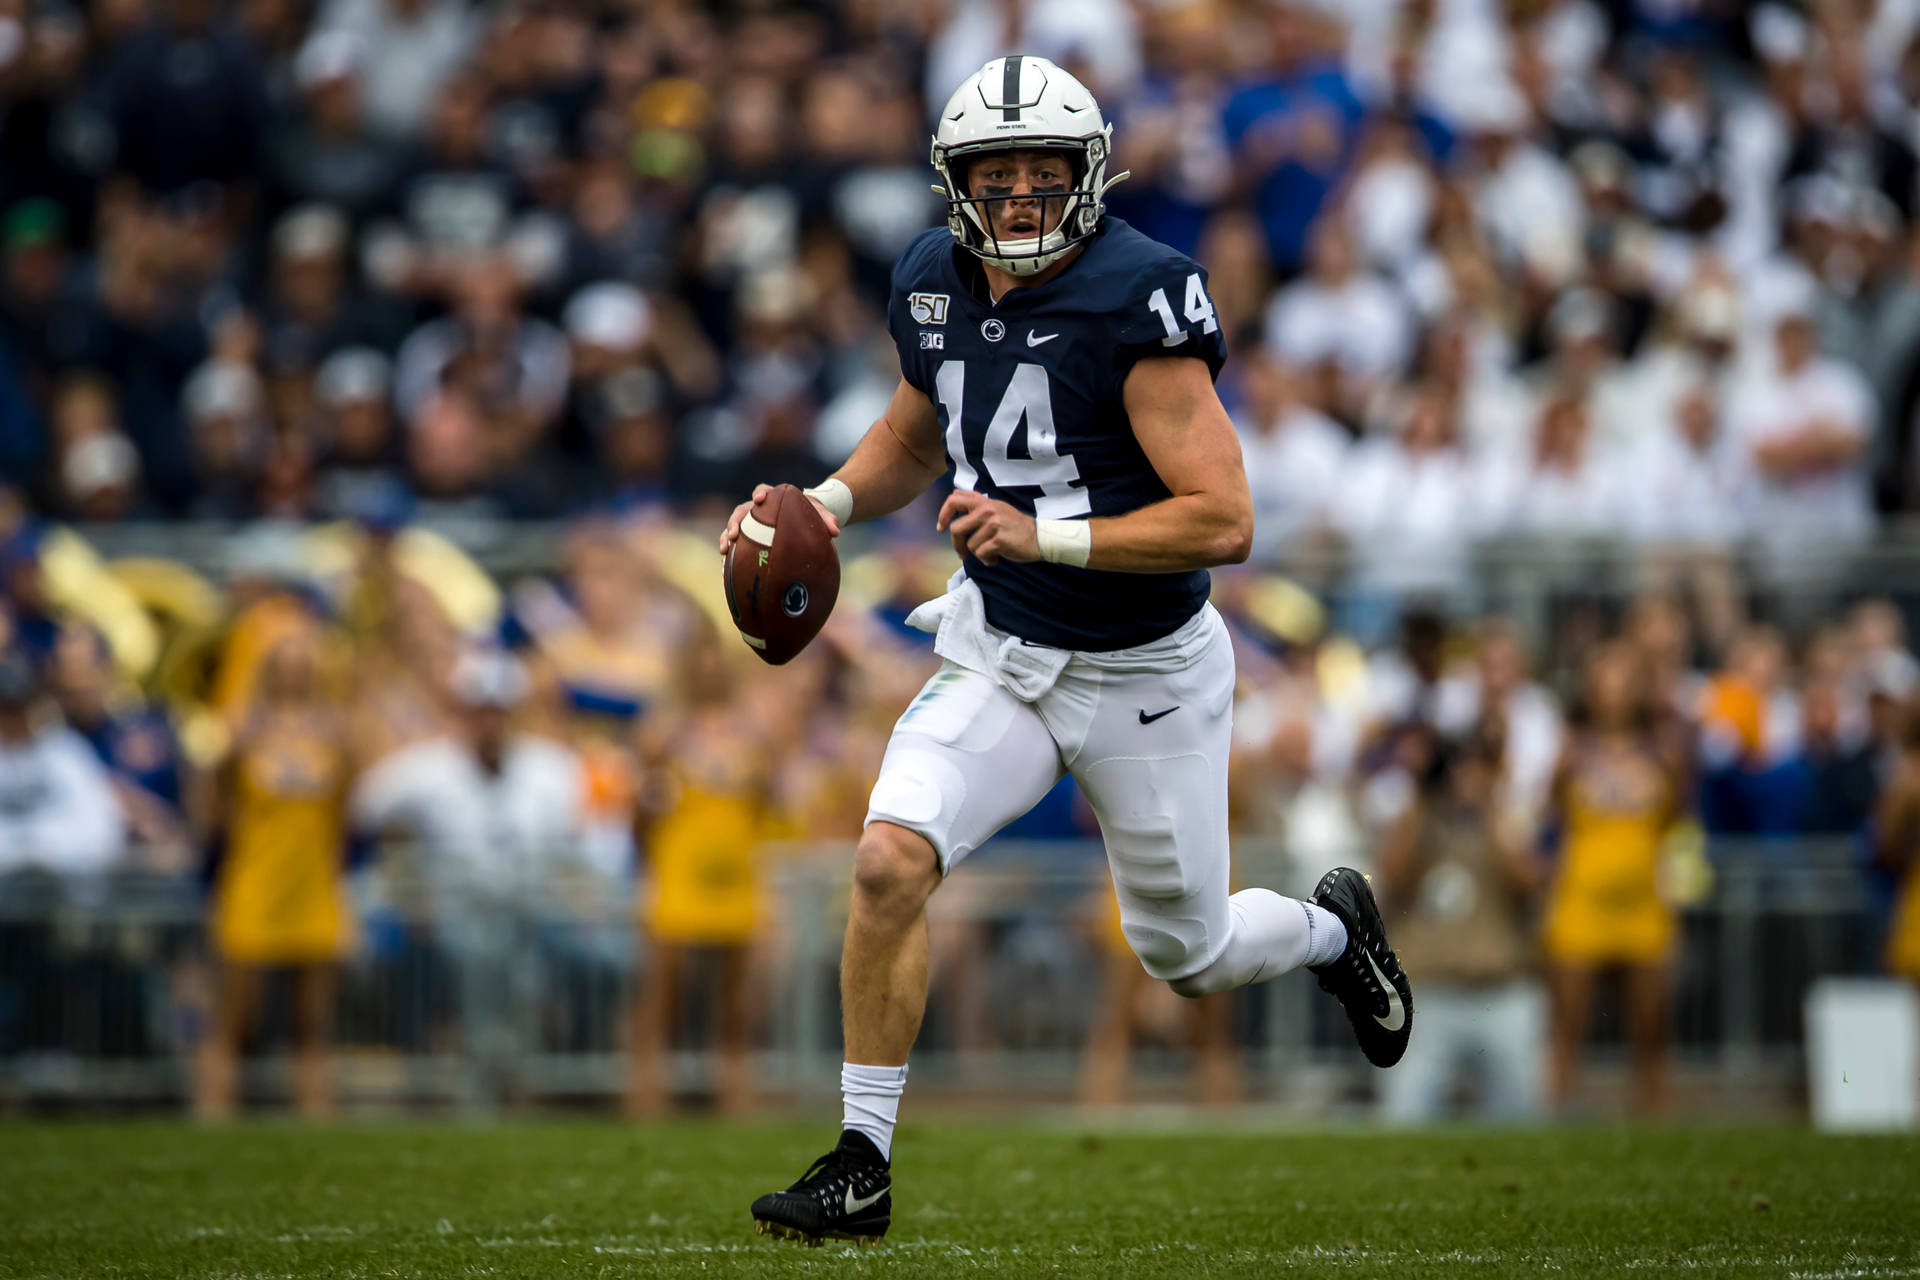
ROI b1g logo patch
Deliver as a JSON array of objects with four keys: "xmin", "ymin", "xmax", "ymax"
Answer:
[
  {"xmin": 921, "ymin": 332, "xmax": 944, "ymax": 350},
  {"xmin": 908, "ymin": 292, "xmax": 950, "ymax": 325}
]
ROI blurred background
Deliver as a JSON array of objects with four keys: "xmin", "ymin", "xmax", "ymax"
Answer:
[{"xmin": 2, "ymin": 0, "xmax": 1919, "ymax": 1127}]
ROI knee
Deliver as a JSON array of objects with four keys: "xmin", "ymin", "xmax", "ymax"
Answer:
[
  {"xmin": 851, "ymin": 824, "xmax": 940, "ymax": 921},
  {"xmin": 1165, "ymin": 960, "xmax": 1224, "ymax": 1000},
  {"xmin": 1122, "ymin": 917, "xmax": 1214, "ymax": 995}
]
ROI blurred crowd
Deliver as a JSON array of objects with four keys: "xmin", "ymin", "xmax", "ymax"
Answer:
[
  {"xmin": 1, "ymin": 0, "xmax": 1920, "ymax": 557},
  {"xmin": 1, "ymin": 492, "xmax": 1917, "ymax": 1119},
  {"xmin": 7, "ymin": 0, "xmax": 1920, "ymax": 1119}
]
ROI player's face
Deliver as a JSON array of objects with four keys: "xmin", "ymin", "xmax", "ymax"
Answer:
[{"xmin": 965, "ymin": 149, "xmax": 1074, "ymax": 243}]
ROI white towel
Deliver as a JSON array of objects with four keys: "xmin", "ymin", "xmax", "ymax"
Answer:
[{"xmin": 905, "ymin": 570, "xmax": 1227, "ymax": 698}]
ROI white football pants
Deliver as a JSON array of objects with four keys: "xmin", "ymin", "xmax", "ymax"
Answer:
[{"xmin": 866, "ymin": 598, "xmax": 1312, "ymax": 994}]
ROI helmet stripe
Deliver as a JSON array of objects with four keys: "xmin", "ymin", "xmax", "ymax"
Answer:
[{"xmin": 1001, "ymin": 55, "xmax": 1023, "ymax": 122}]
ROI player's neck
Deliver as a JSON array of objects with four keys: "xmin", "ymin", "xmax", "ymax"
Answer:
[{"xmin": 982, "ymin": 244, "xmax": 1083, "ymax": 303}]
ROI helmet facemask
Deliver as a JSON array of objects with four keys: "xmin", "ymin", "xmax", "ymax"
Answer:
[{"xmin": 933, "ymin": 131, "xmax": 1124, "ymax": 277}]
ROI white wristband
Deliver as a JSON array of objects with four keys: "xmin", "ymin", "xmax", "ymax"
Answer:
[
  {"xmin": 1035, "ymin": 518, "xmax": 1092, "ymax": 568},
  {"xmin": 803, "ymin": 478, "xmax": 854, "ymax": 526}
]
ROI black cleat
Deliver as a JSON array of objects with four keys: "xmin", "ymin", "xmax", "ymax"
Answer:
[
  {"xmin": 750, "ymin": 1129, "xmax": 890, "ymax": 1248},
  {"xmin": 1308, "ymin": 866, "xmax": 1414, "ymax": 1067}
]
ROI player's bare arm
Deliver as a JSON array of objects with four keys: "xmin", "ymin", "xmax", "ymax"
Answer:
[
  {"xmin": 717, "ymin": 378, "xmax": 945, "ymax": 555},
  {"xmin": 937, "ymin": 356, "xmax": 1252, "ymax": 571}
]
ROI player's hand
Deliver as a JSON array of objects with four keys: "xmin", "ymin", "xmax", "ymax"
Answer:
[
  {"xmin": 718, "ymin": 485, "xmax": 841, "ymax": 555},
  {"xmin": 937, "ymin": 490, "xmax": 1039, "ymax": 566}
]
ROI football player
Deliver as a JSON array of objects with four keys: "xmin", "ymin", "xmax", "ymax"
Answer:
[{"xmin": 720, "ymin": 56, "xmax": 1413, "ymax": 1247}]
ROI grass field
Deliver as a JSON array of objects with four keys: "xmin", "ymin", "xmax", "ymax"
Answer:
[{"xmin": 2, "ymin": 1120, "xmax": 1916, "ymax": 1278}]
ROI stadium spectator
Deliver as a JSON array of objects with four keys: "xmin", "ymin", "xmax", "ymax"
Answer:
[
  {"xmin": 47, "ymin": 622, "xmax": 195, "ymax": 868},
  {"xmin": 1264, "ymin": 218, "xmax": 1413, "ymax": 425},
  {"xmin": 0, "ymin": 645, "xmax": 125, "ymax": 878},
  {"xmin": 583, "ymin": 368, "xmax": 675, "ymax": 514},
  {"xmin": 256, "ymin": 206, "xmax": 403, "ymax": 388},
  {"xmin": 352, "ymin": 649, "xmax": 590, "ymax": 1098},
  {"xmin": 1437, "ymin": 618, "xmax": 1565, "ymax": 826},
  {"xmin": 310, "ymin": 347, "xmax": 405, "ymax": 521},
  {"xmin": 1542, "ymin": 642, "xmax": 1687, "ymax": 1116},
  {"xmin": 1729, "ymin": 287, "xmax": 1877, "ymax": 586},
  {"xmin": 199, "ymin": 625, "xmax": 352, "ymax": 1120},
  {"xmin": 1774, "ymin": 675, "xmax": 1880, "ymax": 836},
  {"xmin": 182, "ymin": 360, "xmax": 269, "ymax": 523},
  {"xmin": 102, "ymin": 0, "xmax": 269, "ymax": 196},
  {"xmin": 1481, "ymin": 392, "xmax": 1615, "ymax": 539},
  {"xmin": 2, "ymin": 522, "xmax": 62, "ymax": 662},
  {"xmin": 0, "ymin": 200, "xmax": 94, "ymax": 422},
  {"xmin": 1332, "ymin": 384, "xmax": 1481, "ymax": 616},
  {"xmin": 1377, "ymin": 723, "xmax": 1545, "ymax": 1123},
  {"xmin": 267, "ymin": 35, "xmax": 409, "ymax": 224},
  {"xmin": 1236, "ymin": 356, "xmax": 1346, "ymax": 568},
  {"xmin": 315, "ymin": 0, "xmax": 478, "ymax": 143},
  {"xmin": 48, "ymin": 374, "xmax": 148, "ymax": 522},
  {"xmin": 1699, "ymin": 624, "xmax": 1799, "ymax": 834},
  {"xmin": 1875, "ymin": 696, "xmax": 1920, "ymax": 985},
  {"xmin": 629, "ymin": 639, "xmax": 772, "ymax": 1117},
  {"xmin": 358, "ymin": 74, "xmax": 535, "ymax": 304},
  {"xmin": 1222, "ymin": 6, "xmax": 1364, "ymax": 274}
]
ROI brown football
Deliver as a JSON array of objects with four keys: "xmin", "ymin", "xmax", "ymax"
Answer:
[{"xmin": 723, "ymin": 484, "xmax": 840, "ymax": 665}]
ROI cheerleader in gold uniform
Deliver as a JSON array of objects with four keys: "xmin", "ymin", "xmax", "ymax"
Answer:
[
  {"xmin": 627, "ymin": 645, "xmax": 773, "ymax": 1116},
  {"xmin": 1874, "ymin": 705, "xmax": 1920, "ymax": 983},
  {"xmin": 1543, "ymin": 642, "xmax": 1684, "ymax": 1115},
  {"xmin": 197, "ymin": 627, "xmax": 353, "ymax": 1119}
]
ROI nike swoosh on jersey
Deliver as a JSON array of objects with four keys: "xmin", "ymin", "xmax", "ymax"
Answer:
[
  {"xmin": 844, "ymin": 1183, "xmax": 889, "ymax": 1214},
  {"xmin": 1363, "ymin": 949, "xmax": 1406, "ymax": 1031},
  {"xmin": 1138, "ymin": 707, "xmax": 1179, "ymax": 724},
  {"xmin": 1026, "ymin": 331, "xmax": 1059, "ymax": 347}
]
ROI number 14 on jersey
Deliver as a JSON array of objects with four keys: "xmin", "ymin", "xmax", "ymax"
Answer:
[{"xmin": 1147, "ymin": 272, "xmax": 1219, "ymax": 347}]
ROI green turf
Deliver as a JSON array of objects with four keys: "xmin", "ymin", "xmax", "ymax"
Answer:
[{"xmin": 1, "ymin": 1120, "xmax": 1916, "ymax": 1278}]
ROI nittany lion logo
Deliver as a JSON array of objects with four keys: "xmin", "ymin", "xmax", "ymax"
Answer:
[{"xmin": 908, "ymin": 292, "xmax": 950, "ymax": 325}]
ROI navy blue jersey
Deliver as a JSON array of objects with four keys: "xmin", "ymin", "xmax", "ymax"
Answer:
[{"xmin": 887, "ymin": 217, "xmax": 1228, "ymax": 651}]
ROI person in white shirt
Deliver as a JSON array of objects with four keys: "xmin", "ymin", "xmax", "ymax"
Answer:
[
  {"xmin": 1463, "ymin": 82, "xmax": 1587, "ymax": 290},
  {"xmin": 317, "ymin": 0, "xmax": 478, "ymax": 141},
  {"xmin": 1481, "ymin": 393, "xmax": 1620, "ymax": 539},
  {"xmin": 1619, "ymin": 374, "xmax": 1751, "ymax": 653},
  {"xmin": 1726, "ymin": 293, "xmax": 1878, "ymax": 584},
  {"xmin": 1434, "ymin": 620, "xmax": 1566, "ymax": 828},
  {"xmin": 1343, "ymin": 117, "xmax": 1439, "ymax": 274},
  {"xmin": 1534, "ymin": 289, "xmax": 1648, "ymax": 460},
  {"xmin": 351, "ymin": 650, "xmax": 592, "ymax": 1099},
  {"xmin": 1333, "ymin": 383, "xmax": 1484, "ymax": 612},
  {"xmin": 1236, "ymin": 356, "xmax": 1349, "ymax": 570},
  {"xmin": 1265, "ymin": 219, "xmax": 1415, "ymax": 424},
  {"xmin": 0, "ymin": 648, "xmax": 124, "ymax": 881}
]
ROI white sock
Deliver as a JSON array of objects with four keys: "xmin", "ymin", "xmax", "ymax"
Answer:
[
  {"xmin": 1169, "ymin": 889, "xmax": 1345, "ymax": 996},
  {"xmin": 840, "ymin": 1062, "xmax": 907, "ymax": 1161},
  {"xmin": 1301, "ymin": 901, "xmax": 1348, "ymax": 967}
]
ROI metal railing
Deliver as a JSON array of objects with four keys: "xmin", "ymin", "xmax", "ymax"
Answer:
[{"xmin": 0, "ymin": 838, "xmax": 1881, "ymax": 1111}]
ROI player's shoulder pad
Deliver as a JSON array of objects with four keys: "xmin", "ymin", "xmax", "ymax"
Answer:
[
  {"xmin": 1082, "ymin": 219, "xmax": 1226, "ymax": 374},
  {"xmin": 1073, "ymin": 218, "xmax": 1204, "ymax": 303},
  {"xmin": 890, "ymin": 226, "xmax": 956, "ymax": 295}
]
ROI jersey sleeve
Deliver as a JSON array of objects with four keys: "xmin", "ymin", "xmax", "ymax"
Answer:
[
  {"xmin": 1109, "ymin": 257, "xmax": 1229, "ymax": 393},
  {"xmin": 886, "ymin": 235, "xmax": 944, "ymax": 396},
  {"xmin": 886, "ymin": 278, "xmax": 930, "ymax": 396}
]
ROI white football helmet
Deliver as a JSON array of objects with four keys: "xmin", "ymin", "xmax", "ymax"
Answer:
[{"xmin": 931, "ymin": 55, "xmax": 1128, "ymax": 276}]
